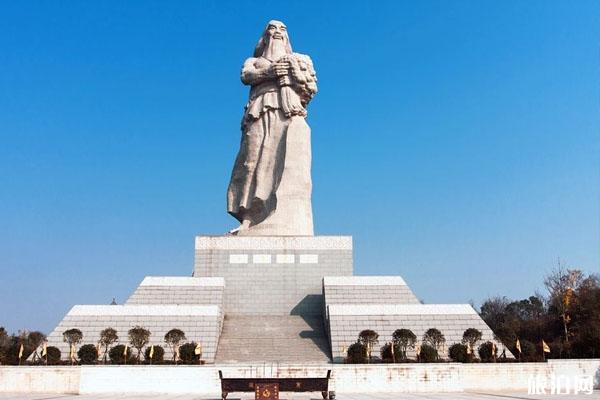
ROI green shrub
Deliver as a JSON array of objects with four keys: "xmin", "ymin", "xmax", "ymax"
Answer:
[
  {"xmin": 77, "ymin": 344, "xmax": 98, "ymax": 365},
  {"xmin": 478, "ymin": 341, "xmax": 495, "ymax": 362},
  {"xmin": 46, "ymin": 346, "xmax": 61, "ymax": 365},
  {"xmin": 144, "ymin": 345, "xmax": 165, "ymax": 363},
  {"xmin": 418, "ymin": 344, "xmax": 438, "ymax": 362},
  {"xmin": 516, "ymin": 339, "xmax": 537, "ymax": 361},
  {"xmin": 6, "ymin": 343, "xmax": 24, "ymax": 365},
  {"xmin": 179, "ymin": 342, "xmax": 200, "ymax": 364},
  {"xmin": 448, "ymin": 343, "xmax": 468, "ymax": 362},
  {"xmin": 380, "ymin": 342, "xmax": 403, "ymax": 362},
  {"xmin": 346, "ymin": 342, "xmax": 368, "ymax": 363},
  {"xmin": 109, "ymin": 344, "xmax": 135, "ymax": 364}
]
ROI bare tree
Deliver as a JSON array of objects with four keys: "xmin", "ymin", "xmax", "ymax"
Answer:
[{"xmin": 544, "ymin": 263, "xmax": 584, "ymax": 343}]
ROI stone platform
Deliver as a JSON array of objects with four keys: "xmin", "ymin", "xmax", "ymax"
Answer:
[
  {"xmin": 37, "ymin": 277, "xmax": 225, "ymax": 362},
  {"xmin": 43, "ymin": 234, "xmax": 510, "ymax": 363},
  {"xmin": 321, "ymin": 276, "xmax": 509, "ymax": 361},
  {"xmin": 42, "ymin": 304, "xmax": 222, "ymax": 362}
]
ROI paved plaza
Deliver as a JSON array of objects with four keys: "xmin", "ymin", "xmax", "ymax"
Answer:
[{"xmin": 1, "ymin": 393, "xmax": 598, "ymax": 400}]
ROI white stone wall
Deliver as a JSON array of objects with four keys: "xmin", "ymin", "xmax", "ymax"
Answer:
[
  {"xmin": 327, "ymin": 304, "xmax": 508, "ymax": 362},
  {"xmin": 125, "ymin": 276, "xmax": 225, "ymax": 306},
  {"xmin": 0, "ymin": 366, "xmax": 80, "ymax": 394},
  {"xmin": 43, "ymin": 305, "xmax": 222, "ymax": 363},
  {"xmin": 2, "ymin": 360, "xmax": 598, "ymax": 394},
  {"xmin": 323, "ymin": 276, "xmax": 421, "ymax": 305}
]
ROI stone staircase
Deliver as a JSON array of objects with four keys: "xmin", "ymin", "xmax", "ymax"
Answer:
[{"xmin": 215, "ymin": 315, "xmax": 331, "ymax": 363}]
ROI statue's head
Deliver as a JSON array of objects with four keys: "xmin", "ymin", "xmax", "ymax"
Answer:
[{"xmin": 254, "ymin": 20, "xmax": 292, "ymax": 57}]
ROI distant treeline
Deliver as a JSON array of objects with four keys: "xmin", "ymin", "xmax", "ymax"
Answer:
[{"xmin": 479, "ymin": 266, "xmax": 600, "ymax": 360}]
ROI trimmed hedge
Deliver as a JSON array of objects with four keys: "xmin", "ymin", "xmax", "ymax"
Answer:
[
  {"xmin": 380, "ymin": 342, "xmax": 403, "ymax": 363},
  {"xmin": 448, "ymin": 343, "xmax": 468, "ymax": 363},
  {"xmin": 478, "ymin": 341, "xmax": 495, "ymax": 362},
  {"xmin": 179, "ymin": 342, "xmax": 200, "ymax": 364},
  {"xmin": 46, "ymin": 346, "xmax": 62, "ymax": 365},
  {"xmin": 418, "ymin": 344, "xmax": 438, "ymax": 362},
  {"xmin": 144, "ymin": 345, "xmax": 165, "ymax": 363},
  {"xmin": 77, "ymin": 344, "xmax": 98, "ymax": 365},
  {"xmin": 109, "ymin": 344, "xmax": 135, "ymax": 364},
  {"xmin": 346, "ymin": 342, "xmax": 368, "ymax": 363}
]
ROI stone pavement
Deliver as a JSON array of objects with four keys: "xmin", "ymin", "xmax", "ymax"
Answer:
[{"xmin": 1, "ymin": 392, "xmax": 598, "ymax": 400}]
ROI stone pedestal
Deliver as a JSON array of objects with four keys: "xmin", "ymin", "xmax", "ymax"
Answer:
[
  {"xmin": 322, "ymin": 276, "xmax": 513, "ymax": 362},
  {"xmin": 41, "ymin": 234, "xmax": 512, "ymax": 363},
  {"xmin": 43, "ymin": 304, "xmax": 222, "ymax": 362},
  {"xmin": 194, "ymin": 235, "xmax": 353, "ymax": 315}
]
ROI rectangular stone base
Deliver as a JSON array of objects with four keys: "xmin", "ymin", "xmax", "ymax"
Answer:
[
  {"xmin": 194, "ymin": 235, "xmax": 353, "ymax": 315},
  {"xmin": 43, "ymin": 304, "xmax": 222, "ymax": 362},
  {"xmin": 326, "ymin": 303, "xmax": 511, "ymax": 362}
]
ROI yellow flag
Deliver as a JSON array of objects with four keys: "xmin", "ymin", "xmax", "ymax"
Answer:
[
  {"xmin": 41, "ymin": 342, "xmax": 47, "ymax": 357},
  {"xmin": 542, "ymin": 340, "xmax": 551, "ymax": 353},
  {"xmin": 123, "ymin": 344, "xmax": 128, "ymax": 356},
  {"xmin": 515, "ymin": 338, "xmax": 521, "ymax": 353},
  {"xmin": 18, "ymin": 344, "xmax": 24, "ymax": 359},
  {"xmin": 194, "ymin": 343, "xmax": 202, "ymax": 355},
  {"xmin": 149, "ymin": 345, "xmax": 154, "ymax": 359}
]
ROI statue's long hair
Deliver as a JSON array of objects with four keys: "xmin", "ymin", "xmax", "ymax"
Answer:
[{"xmin": 253, "ymin": 20, "xmax": 293, "ymax": 57}]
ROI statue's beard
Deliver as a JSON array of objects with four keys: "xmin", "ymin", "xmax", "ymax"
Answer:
[{"xmin": 263, "ymin": 37, "xmax": 289, "ymax": 61}]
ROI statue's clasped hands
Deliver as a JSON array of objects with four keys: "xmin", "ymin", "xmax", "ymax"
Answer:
[{"xmin": 272, "ymin": 59, "xmax": 290, "ymax": 77}]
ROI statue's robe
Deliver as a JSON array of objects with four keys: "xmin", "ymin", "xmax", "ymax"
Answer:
[{"xmin": 227, "ymin": 55, "xmax": 315, "ymax": 235}]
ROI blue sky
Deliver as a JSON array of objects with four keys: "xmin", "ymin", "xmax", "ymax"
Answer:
[{"xmin": 1, "ymin": 1, "xmax": 599, "ymax": 334}]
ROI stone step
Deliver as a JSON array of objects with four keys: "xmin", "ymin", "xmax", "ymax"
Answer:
[{"xmin": 215, "ymin": 315, "xmax": 331, "ymax": 363}]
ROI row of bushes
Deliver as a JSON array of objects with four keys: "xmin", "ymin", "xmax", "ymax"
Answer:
[
  {"xmin": 344, "ymin": 328, "xmax": 509, "ymax": 363},
  {"xmin": 74, "ymin": 342, "xmax": 202, "ymax": 365},
  {"xmin": 0, "ymin": 326, "xmax": 202, "ymax": 365}
]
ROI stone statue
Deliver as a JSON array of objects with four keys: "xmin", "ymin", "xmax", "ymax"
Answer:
[{"xmin": 227, "ymin": 20, "xmax": 317, "ymax": 236}]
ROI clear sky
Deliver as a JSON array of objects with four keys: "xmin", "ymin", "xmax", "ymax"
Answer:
[{"xmin": 1, "ymin": 1, "xmax": 599, "ymax": 334}]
